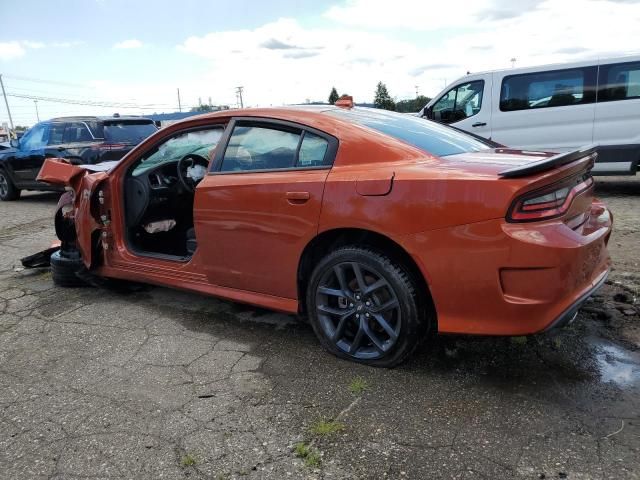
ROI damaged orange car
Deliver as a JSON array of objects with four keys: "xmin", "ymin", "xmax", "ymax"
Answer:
[{"xmin": 37, "ymin": 103, "xmax": 612, "ymax": 367}]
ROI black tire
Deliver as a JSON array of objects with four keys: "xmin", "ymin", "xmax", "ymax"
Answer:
[
  {"xmin": 0, "ymin": 168, "xmax": 21, "ymax": 201},
  {"xmin": 306, "ymin": 246, "xmax": 429, "ymax": 367},
  {"xmin": 50, "ymin": 250, "xmax": 87, "ymax": 288}
]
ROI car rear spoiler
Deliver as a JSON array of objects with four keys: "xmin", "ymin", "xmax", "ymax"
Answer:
[{"xmin": 498, "ymin": 144, "xmax": 598, "ymax": 178}]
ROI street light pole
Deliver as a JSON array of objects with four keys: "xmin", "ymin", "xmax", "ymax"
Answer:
[
  {"xmin": 236, "ymin": 86, "xmax": 244, "ymax": 108},
  {"xmin": 0, "ymin": 74, "xmax": 15, "ymax": 132},
  {"xmin": 34, "ymin": 99, "xmax": 40, "ymax": 122}
]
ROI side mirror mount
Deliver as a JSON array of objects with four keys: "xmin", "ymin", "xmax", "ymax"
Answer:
[
  {"xmin": 10, "ymin": 138, "xmax": 19, "ymax": 149},
  {"xmin": 423, "ymin": 106, "xmax": 433, "ymax": 120}
]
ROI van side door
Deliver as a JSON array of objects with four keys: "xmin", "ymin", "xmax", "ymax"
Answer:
[
  {"xmin": 592, "ymin": 60, "xmax": 640, "ymax": 174},
  {"xmin": 426, "ymin": 77, "xmax": 492, "ymax": 138},
  {"xmin": 491, "ymin": 66, "xmax": 597, "ymax": 151}
]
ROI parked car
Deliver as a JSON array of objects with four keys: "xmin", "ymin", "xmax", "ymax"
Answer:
[
  {"xmin": 419, "ymin": 55, "xmax": 640, "ymax": 175},
  {"xmin": 37, "ymin": 104, "xmax": 611, "ymax": 367},
  {"xmin": 0, "ymin": 115, "xmax": 157, "ymax": 200}
]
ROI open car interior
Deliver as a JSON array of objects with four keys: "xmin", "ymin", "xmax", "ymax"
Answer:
[{"xmin": 124, "ymin": 127, "xmax": 224, "ymax": 259}]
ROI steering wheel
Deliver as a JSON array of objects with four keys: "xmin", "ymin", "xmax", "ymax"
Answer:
[{"xmin": 177, "ymin": 154, "xmax": 209, "ymax": 193}]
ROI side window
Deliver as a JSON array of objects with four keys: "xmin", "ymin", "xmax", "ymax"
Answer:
[
  {"xmin": 298, "ymin": 132, "xmax": 329, "ymax": 167},
  {"xmin": 598, "ymin": 61, "xmax": 640, "ymax": 102},
  {"xmin": 48, "ymin": 124, "xmax": 65, "ymax": 145},
  {"xmin": 432, "ymin": 80, "xmax": 484, "ymax": 123},
  {"xmin": 500, "ymin": 67, "xmax": 597, "ymax": 111},
  {"xmin": 133, "ymin": 127, "xmax": 223, "ymax": 177},
  {"xmin": 20, "ymin": 124, "xmax": 48, "ymax": 150},
  {"xmin": 62, "ymin": 122, "xmax": 93, "ymax": 143},
  {"xmin": 221, "ymin": 125, "xmax": 301, "ymax": 172}
]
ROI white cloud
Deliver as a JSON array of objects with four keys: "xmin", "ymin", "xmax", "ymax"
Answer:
[
  {"xmin": 0, "ymin": 41, "xmax": 26, "ymax": 61},
  {"xmin": 113, "ymin": 39, "xmax": 144, "ymax": 49},
  {"xmin": 21, "ymin": 41, "xmax": 46, "ymax": 49},
  {"xmin": 0, "ymin": 39, "xmax": 83, "ymax": 61},
  {"xmin": 176, "ymin": 1, "xmax": 640, "ymax": 107}
]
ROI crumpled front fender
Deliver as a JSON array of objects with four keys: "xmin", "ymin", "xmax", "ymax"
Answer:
[{"xmin": 37, "ymin": 158, "xmax": 88, "ymax": 190}]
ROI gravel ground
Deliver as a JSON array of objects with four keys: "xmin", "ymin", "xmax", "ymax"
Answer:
[{"xmin": 0, "ymin": 178, "xmax": 638, "ymax": 480}]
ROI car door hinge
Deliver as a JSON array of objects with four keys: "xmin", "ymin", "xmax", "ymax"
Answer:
[
  {"xmin": 98, "ymin": 190, "xmax": 105, "ymax": 205},
  {"xmin": 100, "ymin": 213, "xmax": 111, "ymax": 226}
]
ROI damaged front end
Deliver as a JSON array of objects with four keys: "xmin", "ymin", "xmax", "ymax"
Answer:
[{"xmin": 31, "ymin": 158, "xmax": 111, "ymax": 272}]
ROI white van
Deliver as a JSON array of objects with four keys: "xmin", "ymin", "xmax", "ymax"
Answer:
[{"xmin": 419, "ymin": 55, "xmax": 640, "ymax": 175}]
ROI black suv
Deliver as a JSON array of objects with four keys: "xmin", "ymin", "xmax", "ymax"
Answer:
[{"xmin": 0, "ymin": 115, "xmax": 157, "ymax": 200}]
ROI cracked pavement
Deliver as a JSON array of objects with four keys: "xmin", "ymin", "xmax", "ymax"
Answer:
[{"xmin": 0, "ymin": 179, "xmax": 639, "ymax": 480}]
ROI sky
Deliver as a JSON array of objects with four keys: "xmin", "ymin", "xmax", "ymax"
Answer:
[{"xmin": 1, "ymin": 0, "xmax": 639, "ymax": 126}]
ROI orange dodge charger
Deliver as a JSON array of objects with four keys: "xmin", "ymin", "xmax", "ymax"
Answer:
[{"xmin": 37, "ymin": 104, "xmax": 612, "ymax": 367}]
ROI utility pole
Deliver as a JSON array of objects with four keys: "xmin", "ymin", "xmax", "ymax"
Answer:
[
  {"xmin": 415, "ymin": 85, "xmax": 419, "ymax": 97},
  {"xmin": 177, "ymin": 88, "xmax": 182, "ymax": 112},
  {"xmin": 235, "ymin": 86, "xmax": 244, "ymax": 109},
  {"xmin": 34, "ymin": 100, "xmax": 40, "ymax": 122},
  {"xmin": 0, "ymin": 74, "xmax": 15, "ymax": 132}
]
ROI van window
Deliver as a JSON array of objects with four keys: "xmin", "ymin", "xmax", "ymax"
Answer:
[
  {"xmin": 598, "ymin": 61, "xmax": 640, "ymax": 102},
  {"xmin": 431, "ymin": 80, "xmax": 484, "ymax": 123},
  {"xmin": 500, "ymin": 67, "xmax": 597, "ymax": 111}
]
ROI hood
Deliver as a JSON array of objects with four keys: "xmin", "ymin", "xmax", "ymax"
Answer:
[{"xmin": 36, "ymin": 158, "xmax": 116, "ymax": 189}]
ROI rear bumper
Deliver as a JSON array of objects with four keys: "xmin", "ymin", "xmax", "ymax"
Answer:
[
  {"xmin": 543, "ymin": 267, "xmax": 609, "ymax": 331},
  {"xmin": 400, "ymin": 200, "xmax": 612, "ymax": 335}
]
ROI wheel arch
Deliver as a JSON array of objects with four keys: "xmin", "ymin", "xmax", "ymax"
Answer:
[{"xmin": 297, "ymin": 227, "xmax": 436, "ymax": 324}]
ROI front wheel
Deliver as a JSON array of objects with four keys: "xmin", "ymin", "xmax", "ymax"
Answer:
[
  {"xmin": 306, "ymin": 246, "xmax": 429, "ymax": 367},
  {"xmin": 0, "ymin": 169, "xmax": 21, "ymax": 201},
  {"xmin": 50, "ymin": 250, "xmax": 87, "ymax": 288}
]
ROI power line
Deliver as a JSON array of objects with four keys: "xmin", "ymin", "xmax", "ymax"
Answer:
[
  {"xmin": 2, "ymin": 73, "xmax": 93, "ymax": 89},
  {"xmin": 6, "ymin": 92, "xmax": 175, "ymax": 109}
]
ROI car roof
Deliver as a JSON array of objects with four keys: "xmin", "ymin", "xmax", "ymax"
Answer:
[{"xmin": 48, "ymin": 115, "xmax": 154, "ymax": 123}]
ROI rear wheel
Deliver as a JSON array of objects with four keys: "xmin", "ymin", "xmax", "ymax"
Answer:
[
  {"xmin": 0, "ymin": 169, "xmax": 20, "ymax": 201},
  {"xmin": 306, "ymin": 246, "xmax": 428, "ymax": 367},
  {"xmin": 50, "ymin": 250, "xmax": 87, "ymax": 288}
]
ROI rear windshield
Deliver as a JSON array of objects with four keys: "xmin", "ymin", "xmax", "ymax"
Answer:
[
  {"xmin": 94, "ymin": 121, "xmax": 157, "ymax": 144},
  {"xmin": 327, "ymin": 108, "xmax": 489, "ymax": 157}
]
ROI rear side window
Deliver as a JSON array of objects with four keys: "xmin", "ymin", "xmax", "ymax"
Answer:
[
  {"xmin": 221, "ymin": 125, "xmax": 300, "ymax": 172},
  {"xmin": 298, "ymin": 132, "xmax": 330, "ymax": 167},
  {"xmin": 220, "ymin": 124, "xmax": 331, "ymax": 172},
  {"xmin": 598, "ymin": 61, "xmax": 640, "ymax": 102},
  {"xmin": 102, "ymin": 121, "xmax": 157, "ymax": 144},
  {"xmin": 328, "ymin": 108, "xmax": 489, "ymax": 157},
  {"xmin": 500, "ymin": 67, "xmax": 597, "ymax": 111}
]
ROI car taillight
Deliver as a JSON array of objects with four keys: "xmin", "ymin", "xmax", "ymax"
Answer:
[
  {"xmin": 93, "ymin": 143, "xmax": 128, "ymax": 150},
  {"xmin": 507, "ymin": 175, "xmax": 594, "ymax": 222}
]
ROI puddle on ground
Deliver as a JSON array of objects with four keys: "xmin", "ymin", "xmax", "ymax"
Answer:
[{"xmin": 594, "ymin": 341, "xmax": 640, "ymax": 388}]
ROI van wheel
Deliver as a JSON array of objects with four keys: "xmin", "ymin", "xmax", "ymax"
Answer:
[
  {"xmin": 50, "ymin": 250, "xmax": 87, "ymax": 288},
  {"xmin": 306, "ymin": 246, "xmax": 429, "ymax": 367},
  {"xmin": 0, "ymin": 169, "xmax": 21, "ymax": 201}
]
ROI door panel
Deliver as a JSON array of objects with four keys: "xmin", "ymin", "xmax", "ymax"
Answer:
[
  {"xmin": 490, "ymin": 67, "xmax": 597, "ymax": 151},
  {"xmin": 449, "ymin": 77, "xmax": 492, "ymax": 139},
  {"xmin": 194, "ymin": 169, "xmax": 329, "ymax": 298},
  {"xmin": 10, "ymin": 123, "xmax": 49, "ymax": 184}
]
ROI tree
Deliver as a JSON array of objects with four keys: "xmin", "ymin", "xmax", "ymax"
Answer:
[
  {"xmin": 396, "ymin": 95, "xmax": 431, "ymax": 113},
  {"xmin": 328, "ymin": 87, "xmax": 339, "ymax": 104},
  {"xmin": 190, "ymin": 104, "xmax": 214, "ymax": 112},
  {"xmin": 373, "ymin": 82, "xmax": 396, "ymax": 111}
]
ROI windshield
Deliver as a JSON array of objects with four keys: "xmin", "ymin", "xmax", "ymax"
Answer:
[
  {"xmin": 132, "ymin": 128, "xmax": 223, "ymax": 176},
  {"xmin": 327, "ymin": 108, "xmax": 490, "ymax": 157},
  {"xmin": 101, "ymin": 121, "xmax": 157, "ymax": 145}
]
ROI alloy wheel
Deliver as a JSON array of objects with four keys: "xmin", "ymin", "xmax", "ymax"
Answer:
[
  {"xmin": 0, "ymin": 173, "xmax": 8, "ymax": 198},
  {"xmin": 315, "ymin": 261, "xmax": 401, "ymax": 360}
]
